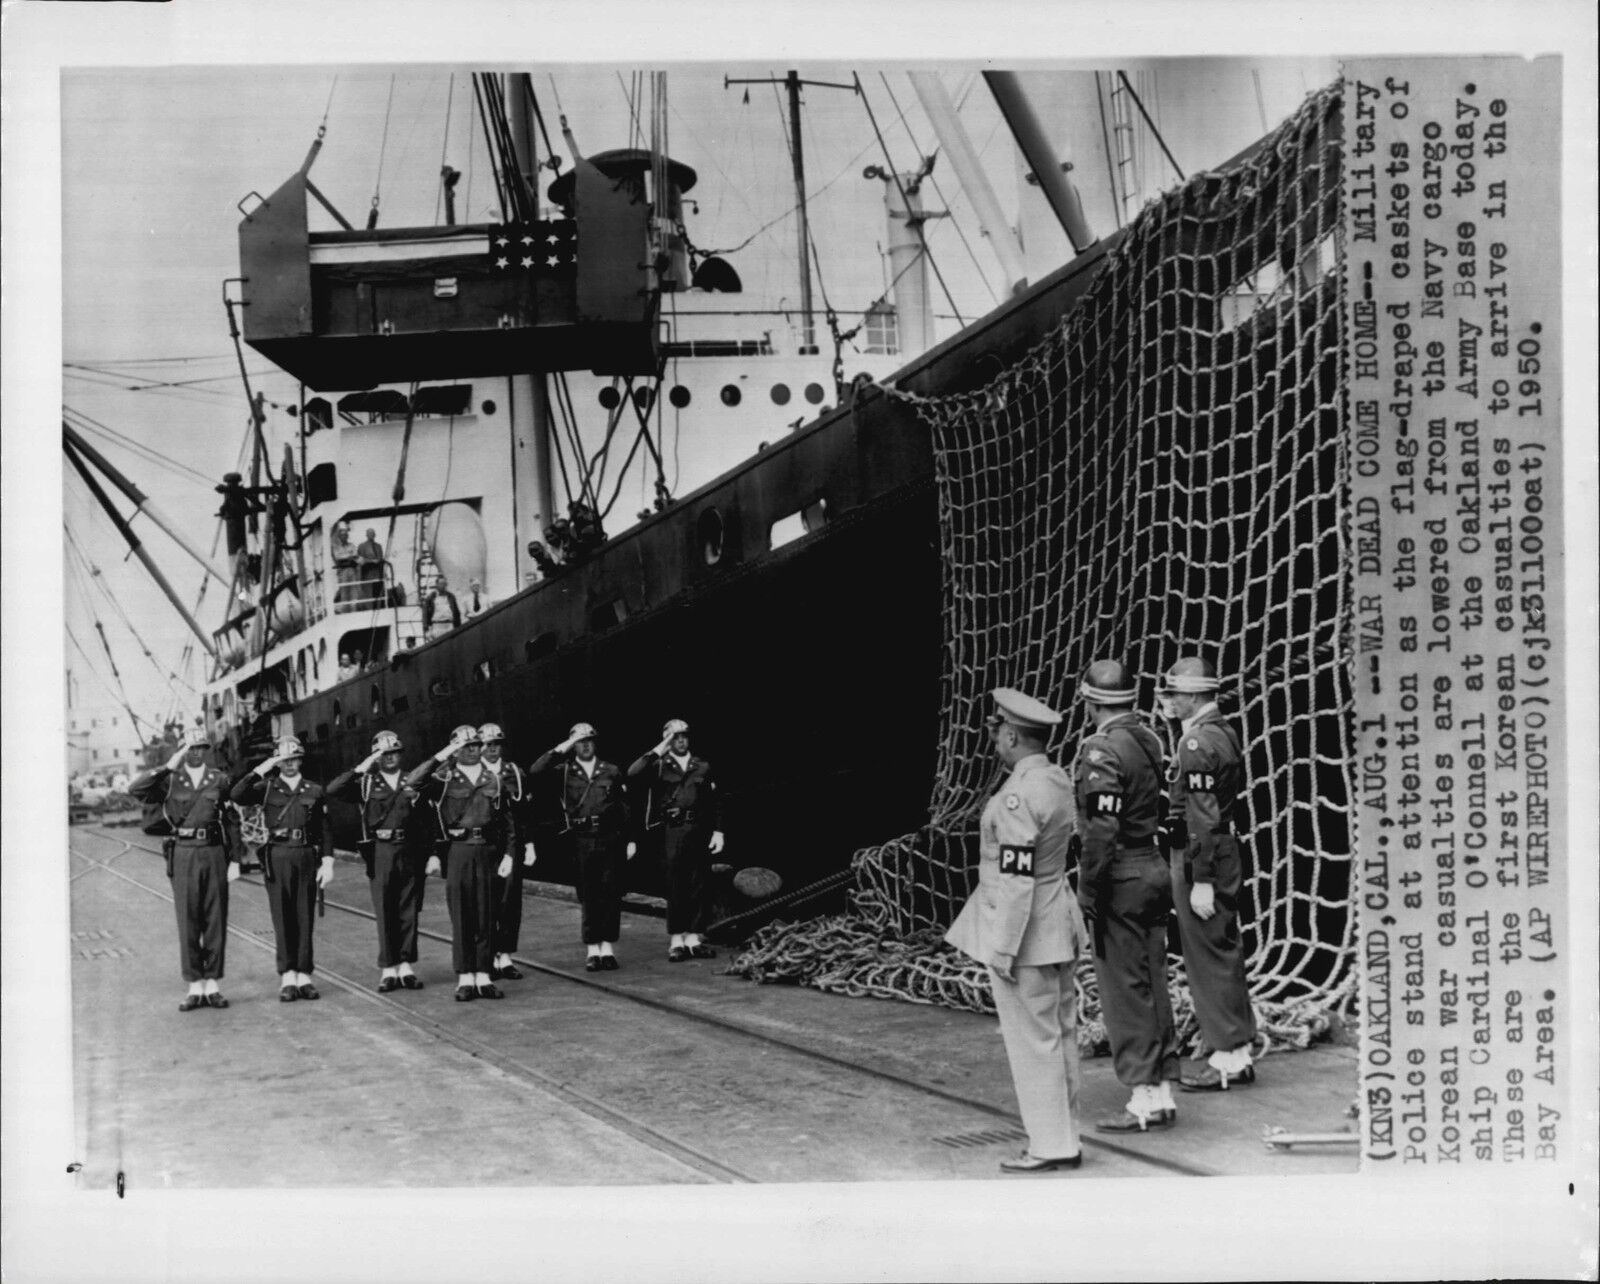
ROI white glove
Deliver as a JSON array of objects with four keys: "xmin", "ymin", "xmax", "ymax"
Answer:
[
  {"xmin": 425, "ymin": 855, "xmax": 442, "ymax": 877},
  {"xmin": 1189, "ymin": 881, "xmax": 1217, "ymax": 921},
  {"xmin": 497, "ymin": 854, "xmax": 513, "ymax": 879},
  {"xmin": 436, "ymin": 741, "xmax": 462, "ymax": 761},
  {"xmin": 654, "ymin": 737, "xmax": 673, "ymax": 756},
  {"xmin": 708, "ymin": 830, "xmax": 725, "ymax": 855},
  {"xmin": 523, "ymin": 843, "xmax": 537, "ymax": 867},
  {"xmin": 255, "ymin": 756, "xmax": 280, "ymax": 777},
  {"xmin": 360, "ymin": 750, "xmax": 384, "ymax": 772},
  {"xmin": 316, "ymin": 857, "xmax": 335, "ymax": 889},
  {"xmin": 555, "ymin": 737, "xmax": 577, "ymax": 754},
  {"xmin": 625, "ymin": 841, "xmax": 638, "ymax": 861},
  {"xmin": 165, "ymin": 746, "xmax": 187, "ymax": 771},
  {"xmin": 226, "ymin": 861, "xmax": 241, "ymax": 884}
]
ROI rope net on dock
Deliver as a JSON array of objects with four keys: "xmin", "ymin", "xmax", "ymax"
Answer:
[{"xmin": 730, "ymin": 84, "xmax": 1355, "ymax": 1056}]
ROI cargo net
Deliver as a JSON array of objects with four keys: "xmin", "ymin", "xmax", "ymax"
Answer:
[{"xmin": 730, "ymin": 84, "xmax": 1356, "ymax": 1057}]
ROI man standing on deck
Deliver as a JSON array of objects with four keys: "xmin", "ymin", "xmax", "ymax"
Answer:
[
  {"xmin": 946, "ymin": 688, "xmax": 1087, "ymax": 1173},
  {"xmin": 129, "ymin": 728, "xmax": 239, "ymax": 1011},
  {"xmin": 628, "ymin": 719, "xmax": 724, "ymax": 962},
  {"xmin": 1158, "ymin": 657, "xmax": 1259, "ymax": 1090},
  {"xmin": 1072, "ymin": 660, "xmax": 1180, "ymax": 1131},
  {"xmin": 356, "ymin": 527, "xmax": 385, "ymax": 602},
  {"xmin": 531, "ymin": 722, "xmax": 636, "ymax": 971},
  {"xmin": 326, "ymin": 730, "xmax": 427, "ymax": 993},
  {"xmin": 231, "ymin": 736, "xmax": 336, "ymax": 1003},
  {"xmin": 407, "ymin": 725, "xmax": 516, "ymax": 1002},
  {"xmin": 479, "ymin": 723, "xmax": 537, "ymax": 982}
]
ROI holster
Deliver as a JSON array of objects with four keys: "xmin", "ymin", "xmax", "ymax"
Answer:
[
  {"xmin": 433, "ymin": 839, "xmax": 451, "ymax": 879},
  {"xmin": 358, "ymin": 839, "xmax": 376, "ymax": 879},
  {"xmin": 161, "ymin": 836, "xmax": 176, "ymax": 880},
  {"xmin": 259, "ymin": 844, "xmax": 275, "ymax": 883}
]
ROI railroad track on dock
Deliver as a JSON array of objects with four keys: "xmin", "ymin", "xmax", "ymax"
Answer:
[{"xmin": 73, "ymin": 825, "xmax": 1214, "ymax": 1180}]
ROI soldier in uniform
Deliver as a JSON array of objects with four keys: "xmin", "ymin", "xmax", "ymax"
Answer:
[
  {"xmin": 479, "ymin": 723, "xmax": 537, "ymax": 981},
  {"xmin": 531, "ymin": 723, "xmax": 637, "ymax": 971},
  {"xmin": 327, "ymin": 730, "xmax": 427, "ymax": 993},
  {"xmin": 1072, "ymin": 660, "xmax": 1180, "ymax": 1131},
  {"xmin": 230, "ymin": 736, "xmax": 335, "ymax": 1002},
  {"xmin": 1158, "ymin": 657, "xmax": 1258, "ymax": 1090},
  {"xmin": 406, "ymin": 725, "xmax": 516, "ymax": 1002},
  {"xmin": 628, "ymin": 719, "xmax": 724, "ymax": 961},
  {"xmin": 129, "ymin": 728, "xmax": 239, "ymax": 1011},
  {"xmin": 947, "ymin": 688, "xmax": 1088, "ymax": 1173}
]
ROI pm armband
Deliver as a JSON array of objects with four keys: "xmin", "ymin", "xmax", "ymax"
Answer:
[
  {"xmin": 998, "ymin": 844, "xmax": 1036, "ymax": 877},
  {"xmin": 1085, "ymin": 791, "xmax": 1123, "ymax": 817}
]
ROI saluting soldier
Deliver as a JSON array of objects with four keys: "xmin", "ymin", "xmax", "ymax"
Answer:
[
  {"xmin": 1158, "ymin": 657, "xmax": 1258, "ymax": 1090},
  {"xmin": 1072, "ymin": 660, "xmax": 1180, "ymax": 1131},
  {"xmin": 479, "ymin": 723, "xmax": 537, "ymax": 982},
  {"xmin": 531, "ymin": 722, "xmax": 637, "ymax": 971},
  {"xmin": 947, "ymin": 688, "xmax": 1089, "ymax": 1173},
  {"xmin": 231, "ymin": 736, "xmax": 335, "ymax": 1002},
  {"xmin": 327, "ymin": 730, "xmax": 427, "ymax": 993},
  {"xmin": 628, "ymin": 718, "xmax": 724, "ymax": 962},
  {"xmin": 406, "ymin": 725, "xmax": 516, "ymax": 1002},
  {"xmin": 129, "ymin": 728, "xmax": 239, "ymax": 1011}
]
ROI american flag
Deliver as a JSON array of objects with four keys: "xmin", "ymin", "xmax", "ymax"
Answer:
[{"xmin": 488, "ymin": 220, "xmax": 577, "ymax": 276}]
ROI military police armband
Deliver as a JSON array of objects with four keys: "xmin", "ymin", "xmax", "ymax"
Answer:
[
  {"xmin": 1085, "ymin": 791, "xmax": 1122, "ymax": 817},
  {"xmin": 998, "ymin": 844, "xmax": 1036, "ymax": 877},
  {"xmin": 1185, "ymin": 771, "xmax": 1216, "ymax": 792}
]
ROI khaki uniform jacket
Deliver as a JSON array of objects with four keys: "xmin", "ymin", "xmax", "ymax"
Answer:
[{"xmin": 946, "ymin": 754, "xmax": 1087, "ymax": 971}]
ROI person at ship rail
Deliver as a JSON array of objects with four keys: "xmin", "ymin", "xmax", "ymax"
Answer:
[
  {"xmin": 128, "ymin": 727, "xmax": 240, "ymax": 1012},
  {"xmin": 406, "ymin": 725, "xmax": 517, "ymax": 1002},
  {"xmin": 530, "ymin": 722, "xmax": 637, "ymax": 971},
  {"xmin": 326, "ymin": 730, "xmax": 428, "ymax": 994},
  {"xmin": 231, "ymin": 736, "xmax": 336, "ymax": 1003},
  {"xmin": 478, "ymin": 723, "xmax": 537, "ymax": 982},
  {"xmin": 1072, "ymin": 660, "xmax": 1181, "ymax": 1132},
  {"xmin": 627, "ymin": 719, "xmax": 724, "ymax": 961},
  {"xmin": 1158, "ymin": 657, "xmax": 1259, "ymax": 1091},
  {"xmin": 946, "ymin": 688, "xmax": 1088, "ymax": 1174},
  {"xmin": 356, "ymin": 527, "xmax": 386, "ymax": 602}
]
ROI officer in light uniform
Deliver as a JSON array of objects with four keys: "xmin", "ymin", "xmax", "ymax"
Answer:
[
  {"xmin": 947, "ymin": 688, "xmax": 1088, "ymax": 1173},
  {"xmin": 531, "ymin": 723, "xmax": 637, "ymax": 971},
  {"xmin": 231, "ymin": 736, "xmax": 335, "ymax": 1002},
  {"xmin": 407, "ymin": 725, "xmax": 516, "ymax": 1002},
  {"xmin": 1159, "ymin": 657, "xmax": 1258, "ymax": 1090},
  {"xmin": 628, "ymin": 719, "xmax": 724, "ymax": 961},
  {"xmin": 327, "ymin": 730, "xmax": 427, "ymax": 993},
  {"xmin": 1073, "ymin": 660, "xmax": 1180, "ymax": 1131},
  {"xmin": 129, "ymin": 728, "xmax": 240, "ymax": 1011},
  {"xmin": 478, "ymin": 724, "xmax": 537, "ymax": 982}
]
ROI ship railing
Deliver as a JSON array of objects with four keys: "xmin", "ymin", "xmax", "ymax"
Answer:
[{"xmin": 333, "ymin": 558, "xmax": 400, "ymax": 615}]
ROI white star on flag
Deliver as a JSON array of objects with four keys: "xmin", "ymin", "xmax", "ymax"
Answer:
[
  {"xmin": 496, "ymin": 257, "xmax": 509, "ymax": 269},
  {"xmin": 521, "ymin": 256, "xmax": 534, "ymax": 268}
]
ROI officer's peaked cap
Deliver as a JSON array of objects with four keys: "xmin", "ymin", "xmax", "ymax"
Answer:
[
  {"xmin": 991, "ymin": 687, "xmax": 1062, "ymax": 730},
  {"xmin": 1079, "ymin": 659, "xmax": 1137, "ymax": 704}
]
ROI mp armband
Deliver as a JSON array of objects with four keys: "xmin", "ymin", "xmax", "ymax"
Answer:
[
  {"xmin": 998, "ymin": 844, "xmax": 1036, "ymax": 877},
  {"xmin": 1085, "ymin": 791, "xmax": 1123, "ymax": 817}
]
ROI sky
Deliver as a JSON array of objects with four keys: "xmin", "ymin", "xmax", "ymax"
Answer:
[{"xmin": 56, "ymin": 55, "xmax": 1336, "ymax": 736}]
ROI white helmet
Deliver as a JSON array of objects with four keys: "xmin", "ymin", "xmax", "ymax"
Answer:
[
  {"xmin": 663, "ymin": 718, "xmax": 689, "ymax": 738},
  {"xmin": 450, "ymin": 724, "xmax": 482, "ymax": 746},
  {"xmin": 478, "ymin": 723, "xmax": 505, "ymax": 744},
  {"xmin": 371, "ymin": 730, "xmax": 402, "ymax": 754},
  {"xmin": 276, "ymin": 735, "xmax": 305, "ymax": 758},
  {"xmin": 568, "ymin": 722, "xmax": 597, "ymax": 741},
  {"xmin": 183, "ymin": 727, "xmax": 212, "ymax": 749}
]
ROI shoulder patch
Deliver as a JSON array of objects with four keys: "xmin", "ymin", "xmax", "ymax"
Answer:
[
  {"xmin": 1004, "ymin": 792, "xmax": 1021, "ymax": 810},
  {"xmin": 1186, "ymin": 737, "xmax": 1200, "ymax": 751},
  {"xmin": 1087, "ymin": 748, "xmax": 1112, "ymax": 765}
]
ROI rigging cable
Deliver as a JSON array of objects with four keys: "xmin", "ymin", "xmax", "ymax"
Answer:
[
  {"xmin": 369, "ymin": 74, "xmax": 398, "ymax": 228},
  {"xmin": 1115, "ymin": 70, "xmax": 1185, "ymax": 183},
  {"xmin": 1094, "ymin": 72, "xmax": 1126, "ymax": 231},
  {"xmin": 436, "ymin": 73, "xmax": 456, "ymax": 225},
  {"xmin": 64, "ymin": 407, "xmax": 218, "ymax": 489},
  {"xmin": 64, "ymin": 529, "xmax": 197, "ymax": 700},
  {"xmin": 65, "ymin": 623, "xmax": 158, "ymax": 737}
]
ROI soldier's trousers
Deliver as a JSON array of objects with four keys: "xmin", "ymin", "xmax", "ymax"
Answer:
[
  {"xmin": 991, "ymin": 961, "xmax": 1082, "ymax": 1159},
  {"xmin": 661, "ymin": 823, "xmax": 709, "ymax": 934},
  {"xmin": 171, "ymin": 842, "xmax": 229, "ymax": 981},
  {"xmin": 265, "ymin": 847, "xmax": 319, "ymax": 975},
  {"xmin": 444, "ymin": 842, "xmax": 497, "ymax": 974},
  {"xmin": 1091, "ymin": 848, "xmax": 1178, "ymax": 1087},
  {"xmin": 492, "ymin": 851, "xmax": 525, "ymax": 955},
  {"xmin": 574, "ymin": 833, "xmax": 625, "ymax": 944},
  {"xmin": 370, "ymin": 842, "xmax": 424, "ymax": 967},
  {"xmin": 1172, "ymin": 839, "xmax": 1256, "ymax": 1054}
]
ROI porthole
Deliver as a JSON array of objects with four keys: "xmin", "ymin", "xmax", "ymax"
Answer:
[
  {"xmin": 633, "ymin": 386, "xmax": 655, "ymax": 410},
  {"xmin": 698, "ymin": 507, "xmax": 725, "ymax": 566},
  {"xmin": 669, "ymin": 385, "xmax": 692, "ymax": 409},
  {"xmin": 598, "ymin": 386, "xmax": 621, "ymax": 410},
  {"xmin": 480, "ymin": 400, "xmax": 497, "ymax": 416},
  {"xmin": 804, "ymin": 382, "xmax": 825, "ymax": 404},
  {"xmin": 370, "ymin": 683, "xmax": 382, "ymax": 717},
  {"xmin": 770, "ymin": 383, "xmax": 791, "ymax": 406},
  {"xmin": 720, "ymin": 384, "xmax": 742, "ymax": 407}
]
